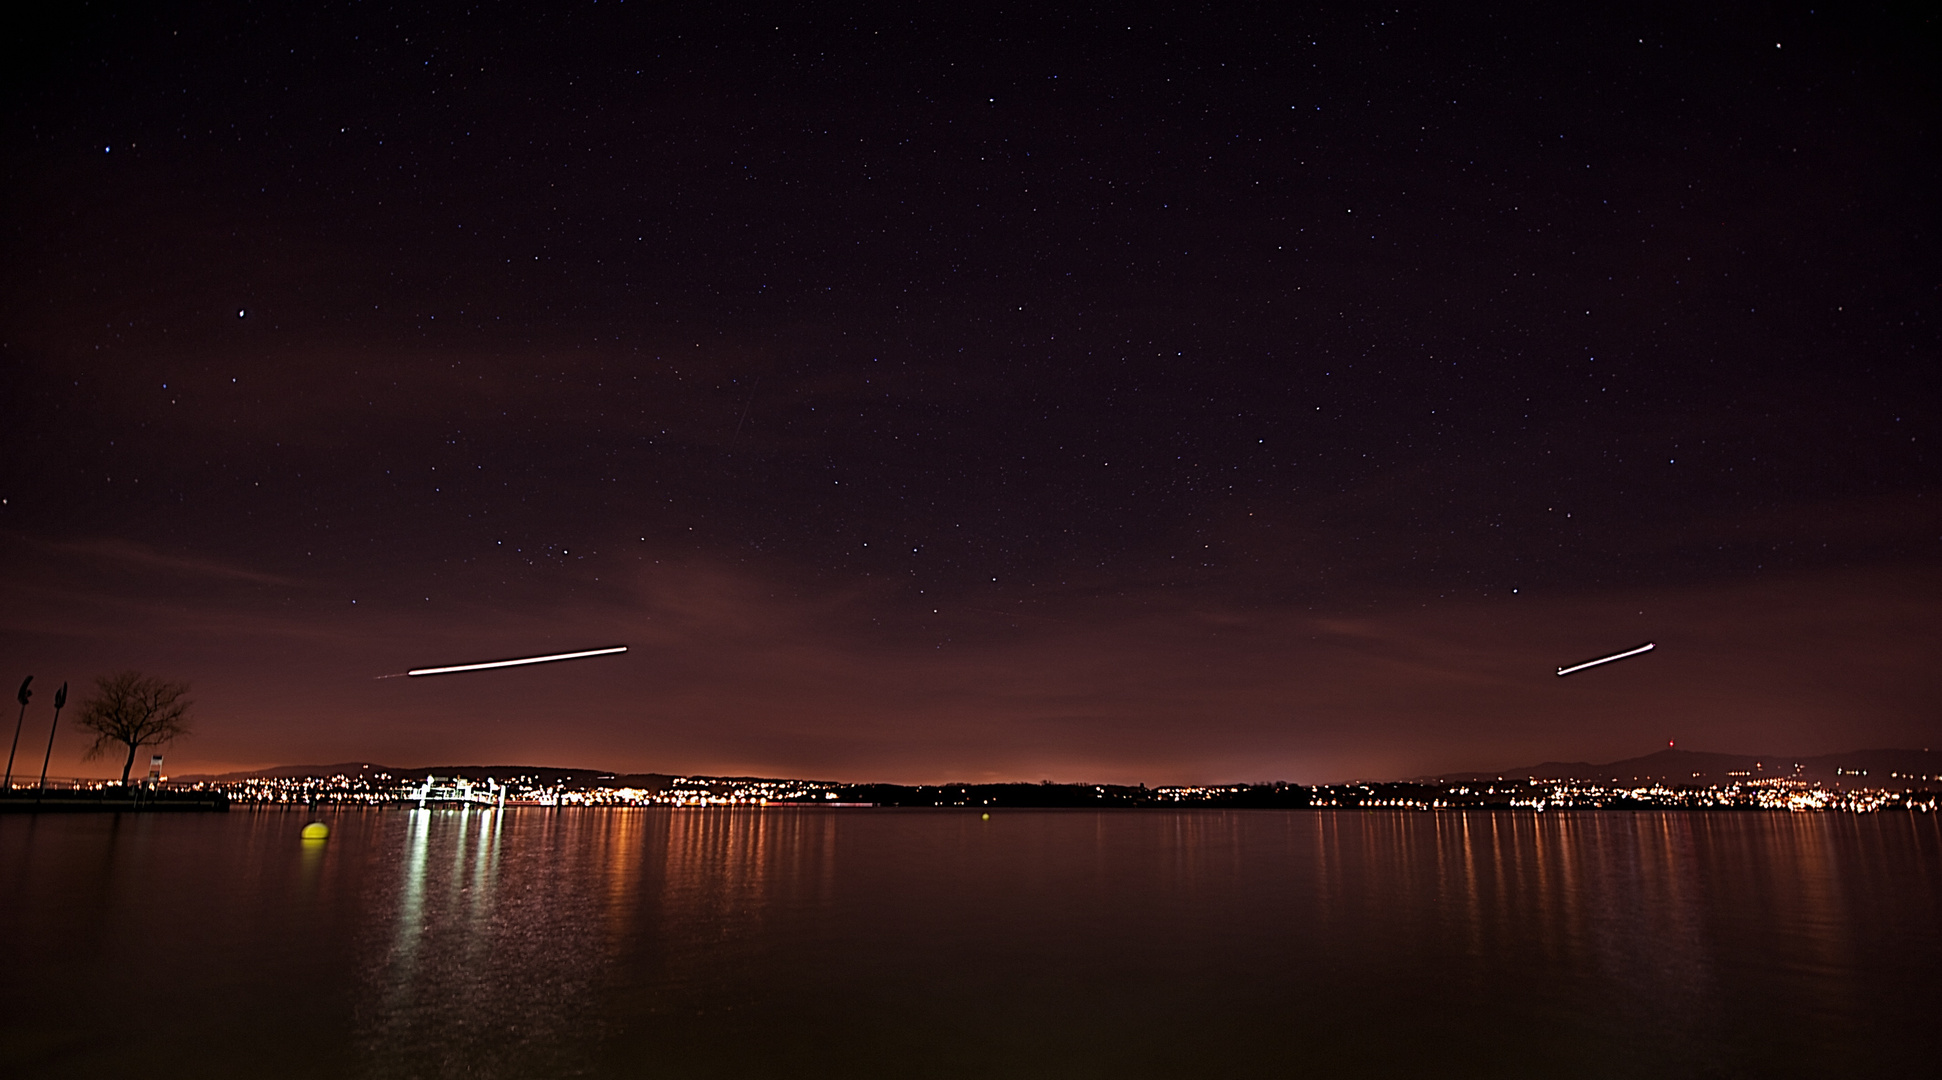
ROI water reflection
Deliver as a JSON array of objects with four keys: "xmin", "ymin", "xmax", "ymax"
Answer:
[
  {"xmin": 359, "ymin": 805, "xmax": 554, "ymax": 1078},
  {"xmin": 5, "ymin": 807, "xmax": 1937, "ymax": 1078},
  {"xmin": 1337, "ymin": 817, "xmax": 1717, "ymax": 998},
  {"xmin": 348, "ymin": 806, "xmax": 853, "ymax": 1076}
]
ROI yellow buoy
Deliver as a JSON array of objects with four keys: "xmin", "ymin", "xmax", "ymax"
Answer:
[
  {"xmin": 300, "ymin": 821, "xmax": 330, "ymax": 840},
  {"xmin": 981, "ymin": 813, "xmax": 990, "ymax": 820}
]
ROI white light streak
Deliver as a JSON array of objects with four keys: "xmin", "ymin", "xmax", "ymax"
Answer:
[
  {"xmin": 407, "ymin": 645, "xmax": 627, "ymax": 677},
  {"xmin": 1556, "ymin": 642, "xmax": 1654, "ymax": 677}
]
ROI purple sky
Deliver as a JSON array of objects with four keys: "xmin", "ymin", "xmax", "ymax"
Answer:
[{"xmin": 3, "ymin": 2, "xmax": 1936, "ymax": 782}]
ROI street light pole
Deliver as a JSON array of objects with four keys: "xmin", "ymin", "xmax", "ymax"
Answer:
[
  {"xmin": 5, "ymin": 675, "xmax": 30, "ymax": 790},
  {"xmin": 35, "ymin": 682, "xmax": 67, "ymax": 805}
]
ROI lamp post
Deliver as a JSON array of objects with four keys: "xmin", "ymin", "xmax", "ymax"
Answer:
[
  {"xmin": 5, "ymin": 676, "xmax": 30, "ymax": 790},
  {"xmin": 35, "ymin": 682, "xmax": 67, "ymax": 804}
]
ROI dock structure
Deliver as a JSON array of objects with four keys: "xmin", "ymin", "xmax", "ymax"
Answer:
[
  {"xmin": 406, "ymin": 776, "xmax": 506, "ymax": 809},
  {"xmin": 0, "ymin": 786, "xmax": 229, "ymax": 812}
]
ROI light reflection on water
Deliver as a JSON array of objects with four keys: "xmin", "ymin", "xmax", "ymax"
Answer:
[{"xmin": 3, "ymin": 808, "xmax": 1938, "ymax": 1078}]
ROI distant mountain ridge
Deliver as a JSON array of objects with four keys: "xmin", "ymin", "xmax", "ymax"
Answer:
[
  {"xmin": 1418, "ymin": 748, "xmax": 1941, "ymax": 786},
  {"xmin": 175, "ymin": 748, "xmax": 1942, "ymax": 790},
  {"xmin": 173, "ymin": 762, "xmax": 680, "ymax": 790}
]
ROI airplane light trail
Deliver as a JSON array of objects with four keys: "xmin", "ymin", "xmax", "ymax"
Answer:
[
  {"xmin": 1556, "ymin": 642, "xmax": 1655, "ymax": 677},
  {"xmin": 406, "ymin": 645, "xmax": 628, "ymax": 677}
]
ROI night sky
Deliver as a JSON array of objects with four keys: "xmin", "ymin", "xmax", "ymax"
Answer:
[{"xmin": 3, "ymin": 2, "xmax": 1936, "ymax": 783}]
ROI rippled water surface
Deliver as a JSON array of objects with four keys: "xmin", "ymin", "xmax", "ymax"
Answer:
[{"xmin": 4, "ymin": 808, "xmax": 1939, "ymax": 1077}]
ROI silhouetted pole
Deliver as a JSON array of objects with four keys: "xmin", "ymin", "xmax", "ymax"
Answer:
[
  {"xmin": 35, "ymin": 682, "xmax": 67, "ymax": 805},
  {"xmin": 5, "ymin": 676, "xmax": 30, "ymax": 790}
]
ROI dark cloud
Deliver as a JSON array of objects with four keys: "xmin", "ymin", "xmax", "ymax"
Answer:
[{"xmin": 4, "ymin": 526, "xmax": 1935, "ymax": 782}]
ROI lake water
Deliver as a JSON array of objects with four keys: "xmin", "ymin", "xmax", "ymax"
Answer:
[{"xmin": 4, "ymin": 807, "xmax": 1939, "ymax": 1077}]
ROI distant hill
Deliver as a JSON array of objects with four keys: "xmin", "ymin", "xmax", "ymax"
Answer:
[
  {"xmin": 1418, "ymin": 748, "xmax": 1942, "ymax": 787},
  {"xmin": 172, "ymin": 762, "xmax": 678, "ymax": 791},
  {"xmin": 174, "ymin": 762, "xmax": 392, "ymax": 782},
  {"xmin": 174, "ymin": 748, "xmax": 1942, "ymax": 792}
]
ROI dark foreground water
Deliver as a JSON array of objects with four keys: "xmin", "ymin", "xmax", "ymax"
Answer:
[{"xmin": 4, "ymin": 808, "xmax": 1939, "ymax": 1078}]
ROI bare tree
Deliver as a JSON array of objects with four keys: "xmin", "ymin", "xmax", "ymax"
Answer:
[{"xmin": 75, "ymin": 672, "xmax": 192, "ymax": 784}]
